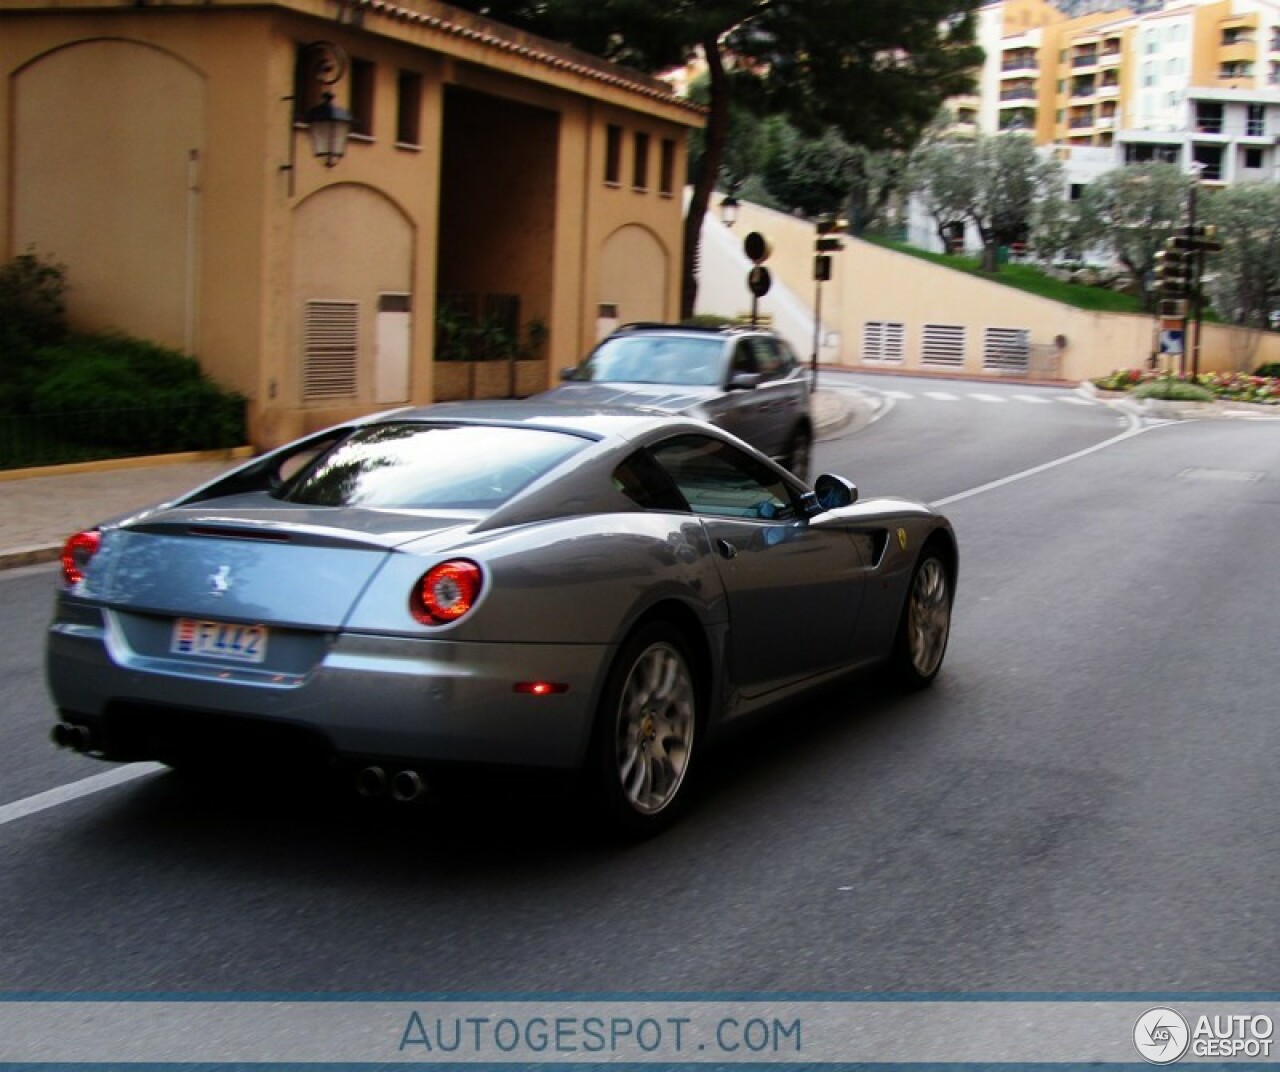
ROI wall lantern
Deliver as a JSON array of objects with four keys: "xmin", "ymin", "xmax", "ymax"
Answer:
[
  {"xmin": 306, "ymin": 92, "xmax": 353, "ymax": 168},
  {"xmin": 720, "ymin": 193, "xmax": 741, "ymax": 228},
  {"xmin": 282, "ymin": 41, "xmax": 352, "ymax": 195}
]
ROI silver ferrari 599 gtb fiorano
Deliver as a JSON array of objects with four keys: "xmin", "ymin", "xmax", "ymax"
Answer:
[{"xmin": 47, "ymin": 402, "xmax": 956, "ymax": 836}]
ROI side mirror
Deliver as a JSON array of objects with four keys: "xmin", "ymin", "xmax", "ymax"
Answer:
[
  {"xmin": 559, "ymin": 367, "xmax": 578, "ymax": 382},
  {"xmin": 813, "ymin": 473, "xmax": 858, "ymax": 511},
  {"xmin": 728, "ymin": 372, "xmax": 762, "ymax": 391}
]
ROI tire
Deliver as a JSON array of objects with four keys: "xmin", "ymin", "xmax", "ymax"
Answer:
[
  {"xmin": 589, "ymin": 622, "xmax": 700, "ymax": 837},
  {"xmin": 889, "ymin": 545, "xmax": 953, "ymax": 689},
  {"xmin": 784, "ymin": 426, "xmax": 813, "ymax": 483}
]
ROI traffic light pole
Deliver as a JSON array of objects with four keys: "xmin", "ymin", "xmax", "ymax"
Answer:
[
  {"xmin": 811, "ymin": 276, "xmax": 823, "ymax": 393},
  {"xmin": 1188, "ymin": 180, "xmax": 1201, "ymax": 379},
  {"xmin": 812, "ymin": 217, "xmax": 842, "ymax": 395},
  {"xmin": 1153, "ymin": 176, "xmax": 1221, "ymax": 378}
]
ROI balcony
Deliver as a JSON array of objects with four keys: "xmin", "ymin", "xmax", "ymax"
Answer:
[{"xmin": 1001, "ymin": 51, "xmax": 1039, "ymax": 74}]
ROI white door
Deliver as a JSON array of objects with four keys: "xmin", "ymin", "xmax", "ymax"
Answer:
[{"xmin": 375, "ymin": 293, "xmax": 412, "ymax": 403}]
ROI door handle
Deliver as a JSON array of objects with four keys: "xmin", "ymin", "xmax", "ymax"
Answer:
[{"xmin": 716, "ymin": 538, "xmax": 738, "ymax": 560}]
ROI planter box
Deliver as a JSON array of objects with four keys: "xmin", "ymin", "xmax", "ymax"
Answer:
[{"xmin": 431, "ymin": 359, "xmax": 549, "ymax": 402}]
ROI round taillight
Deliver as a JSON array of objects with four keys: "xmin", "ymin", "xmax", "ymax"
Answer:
[
  {"xmin": 410, "ymin": 559, "xmax": 483, "ymax": 625},
  {"xmin": 60, "ymin": 530, "xmax": 101, "ymax": 585}
]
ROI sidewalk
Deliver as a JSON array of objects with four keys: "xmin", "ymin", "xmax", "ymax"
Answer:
[
  {"xmin": 0, "ymin": 450, "xmax": 254, "ymax": 571},
  {"xmin": 0, "ymin": 390, "xmax": 868, "ymax": 571}
]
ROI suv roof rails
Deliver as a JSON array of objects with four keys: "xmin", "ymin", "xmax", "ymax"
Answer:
[{"xmin": 613, "ymin": 321, "xmax": 765, "ymax": 336}]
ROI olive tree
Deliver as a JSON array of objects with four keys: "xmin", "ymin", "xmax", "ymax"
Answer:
[
  {"xmin": 1076, "ymin": 163, "xmax": 1188, "ymax": 310},
  {"xmin": 1202, "ymin": 183, "xmax": 1280, "ymax": 330}
]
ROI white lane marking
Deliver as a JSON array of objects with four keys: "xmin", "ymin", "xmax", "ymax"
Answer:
[
  {"xmin": 932, "ymin": 410, "xmax": 1148, "ymax": 508},
  {"xmin": 1011, "ymin": 394, "xmax": 1054, "ymax": 404},
  {"xmin": 1059, "ymin": 396, "xmax": 1097, "ymax": 405},
  {"xmin": 880, "ymin": 390, "xmax": 914, "ymax": 400},
  {"xmin": 968, "ymin": 393, "xmax": 1007, "ymax": 403},
  {"xmin": 0, "ymin": 763, "xmax": 165, "ymax": 828},
  {"xmin": 924, "ymin": 391, "xmax": 960, "ymax": 401}
]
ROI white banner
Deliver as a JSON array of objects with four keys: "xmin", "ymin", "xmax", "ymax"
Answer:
[{"xmin": 0, "ymin": 998, "xmax": 1276, "ymax": 1064}]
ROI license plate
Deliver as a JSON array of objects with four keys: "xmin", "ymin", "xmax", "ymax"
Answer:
[{"xmin": 170, "ymin": 618, "xmax": 269, "ymax": 664}]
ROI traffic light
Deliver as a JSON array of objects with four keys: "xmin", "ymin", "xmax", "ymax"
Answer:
[
  {"xmin": 815, "ymin": 216, "xmax": 845, "ymax": 254},
  {"xmin": 1172, "ymin": 224, "xmax": 1223, "ymax": 254},
  {"xmin": 1155, "ymin": 241, "xmax": 1191, "ymax": 297}
]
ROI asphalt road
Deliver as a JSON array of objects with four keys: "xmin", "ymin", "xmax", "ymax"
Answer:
[{"xmin": 2, "ymin": 376, "xmax": 1278, "ymax": 994}]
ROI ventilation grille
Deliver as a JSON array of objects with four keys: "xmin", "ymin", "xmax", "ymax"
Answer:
[
  {"xmin": 921, "ymin": 324, "xmax": 966, "ymax": 367},
  {"xmin": 303, "ymin": 301, "xmax": 359, "ymax": 400},
  {"xmin": 862, "ymin": 321, "xmax": 905, "ymax": 363},
  {"xmin": 984, "ymin": 327, "xmax": 1031, "ymax": 372}
]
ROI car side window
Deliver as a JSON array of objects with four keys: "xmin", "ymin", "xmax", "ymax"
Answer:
[
  {"xmin": 750, "ymin": 337, "xmax": 784, "ymax": 379},
  {"xmin": 612, "ymin": 451, "xmax": 690, "ymax": 512},
  {"xmin": 649, "ymin": 434, "xmax": 798, "ymax": 520},
  {"xmin": 730, "ymin": 341, "xmax": 757, "ymax": 377}
]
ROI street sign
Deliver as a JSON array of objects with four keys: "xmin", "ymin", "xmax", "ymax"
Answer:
[
  {"xmin": 743, "ymin": 232, "xmax": 770, "ymax": 264},
  {"xmin": 748, "ymin": 265, "xmax": 772, "ymax": 297}
]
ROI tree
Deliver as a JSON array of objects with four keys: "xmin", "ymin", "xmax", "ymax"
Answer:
[
  {"xmin": 1075, "ymin": 163, "xmax": 1187, "ymax": 310},
  {"xmin": 1202, "ymin": 183, "xmax": 1280, "ymax": 330},
  {"xmin": 965, "ymin": 134, "xmax": 1060, "ymax": 272},
  {"xmin": 455, "ymin": 0, "xmax": 982, "ymax": 315},
  {"xmin": 1028, "ymin": 190, "xmax": 1083, "ymax": 268},
  {"xmin": 906, "ymin": 132, "xmax": 1059, "ymax": 270},
  {"xmin": 905, "ymin": 134, "xmax": 976, "ymax": 252},
  {"xmin": 760, "ymin": 123, "xmax": 858, "ymax": 218}
]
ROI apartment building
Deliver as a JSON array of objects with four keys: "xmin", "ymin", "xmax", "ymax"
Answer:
[{"xmin": 976, "ymin": 0, "xmax": 1280, "ymax": 187}]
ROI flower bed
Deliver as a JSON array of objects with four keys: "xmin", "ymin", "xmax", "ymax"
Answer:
[{"xmin": 1093, "ymin": 369, "xmax": 1280, "ymax": 404}]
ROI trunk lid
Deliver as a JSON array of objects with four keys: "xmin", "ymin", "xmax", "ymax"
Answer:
[{"xmin": 86, "ymin": 496, "xmax": 476, "ymax": 629}]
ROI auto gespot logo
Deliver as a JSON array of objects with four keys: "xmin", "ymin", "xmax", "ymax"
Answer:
[{"xmin": 1135, "ymin": 1007, "xmax": 1274, "ymax": 1063}]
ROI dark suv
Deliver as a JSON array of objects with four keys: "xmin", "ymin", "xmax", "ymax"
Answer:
[{"xmin": 538, "ymin": 324, "xmax": 814, "ymax": 480}]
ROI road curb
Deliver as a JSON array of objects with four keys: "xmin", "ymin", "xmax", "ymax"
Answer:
[
  {"xmin": 0, "ymin": 446, "xmax": 255, "ymax": 484},
  {"xmin": 0, "ymin": 544, "xmax": 61, "ymax": 571}
]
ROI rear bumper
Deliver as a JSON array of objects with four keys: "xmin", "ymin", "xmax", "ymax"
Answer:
[{"xmin": 47, "ymin": 608, "xmax": 608, "ymax": 770}]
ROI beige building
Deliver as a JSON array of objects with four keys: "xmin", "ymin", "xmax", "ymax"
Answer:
[{"xmin": 0, "ymin": 0, "xmax": 702, "ymax": 447}]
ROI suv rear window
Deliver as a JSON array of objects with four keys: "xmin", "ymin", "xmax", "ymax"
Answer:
[{"xmin": 278, "ymin": 423, "xmax": 586, "ymax": 509}]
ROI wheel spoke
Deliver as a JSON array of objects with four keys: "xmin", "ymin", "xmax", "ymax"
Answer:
[
  {"xmin": 613, "ymin": 640, "xmax": 696, "ymax": 815},
  {"xmin": 908, "ymin": 558, "xmax": 951, "ymax": 677}
]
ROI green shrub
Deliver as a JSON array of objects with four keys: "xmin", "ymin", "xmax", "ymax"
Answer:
[
  {"xmin": 1254, "ymin": 362, "xmax": 1280, "ymax": 378},
  {"xmin": 1131, "ymin": 379, "xmax": 1216, "ymax": 403},
  {"xmin": 0, "ymin": 252, "xmax": 69, "ymax": 409},
  {"xmin": 28, "ymin": 334, "xmax": 246, "ymax": 452}
]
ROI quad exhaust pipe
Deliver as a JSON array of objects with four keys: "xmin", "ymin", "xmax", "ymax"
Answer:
[
  {"xmin": 51, "ymin": 722, "xmax": 95, "ymax": 753},
  {"xmin": 356, "ymin": 765, "xmax": 427, "ymax": 803}
]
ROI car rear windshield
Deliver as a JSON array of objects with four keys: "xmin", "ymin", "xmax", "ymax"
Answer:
[
  {"xmin": 579, "ymin": 335, "xmax": 725, "ymax": 387},
  {"xmin": 277, "ymin": 423, "xmax": 588, "ymax": 509}
]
